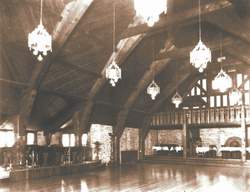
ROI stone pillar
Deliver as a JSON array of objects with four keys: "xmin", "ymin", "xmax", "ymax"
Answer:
[
  {"xmin": 183, "ymin": 110, "xmax": 188, "ymax": 160},
  {"xmin": 139, "ymin": 128, "xmax": 145, "ymax": 160},
  {"xmin": 241, "ymin": 104, "xmax": 247, "ymax": 162}
]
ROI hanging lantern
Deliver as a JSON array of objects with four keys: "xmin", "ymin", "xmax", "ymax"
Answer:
[
  {"xmin": 134, "ymin": 0, "xmax": 167, "ymax": 27},
  {"xmin": 147, "ymin": 80, "xmax": 160, "ymax": 100},
  {"xmin": 190, "ymin": 40, "xmax": 211, "ymax": 73},
  {"xmin": 28, "ymin": 0, "xmax": 52, "ymax": 61},
  {"xmin": 105, "ymin": 58, "xmax": 121, "ymax": 87},
  {"xmin": 229, "ymin": 88, "xmax": 241, "ymax": 106},
  {"xmin": 190, "ymin": 0, "xmax": 211, "ymax": 72},
  {"xmin": 172, "ymin": 92, "xmax": 183, "ymax": 108},
  {"xmin": 212, "ymin": 69, "xmax": 232, "ymax": 92}
]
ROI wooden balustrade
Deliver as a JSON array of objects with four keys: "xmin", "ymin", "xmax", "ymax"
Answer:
[{"xmin": 151, "ymin": 106, "xmax": 250, "ymax": 127}]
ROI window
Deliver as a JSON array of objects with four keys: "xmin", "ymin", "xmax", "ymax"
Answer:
[
  {"xmin": 244, "ymin": 80, "xmax": 250, "ymax": 91},
  {"xmin": 62, "ymin": 134, "xmax": 75, "ymax": 147},
  {"xmin": 27, "ymin": 132, "xmax": 35, "ymax": 145},
  {"xmin": 210, "ymin": 96, "xmax": 215, "ymax": 108},
  {"xmin": 191, "ymin": 88, "xmax": 195, "ymax": 96},
  {"xmin": 237, "ymin": 73, "xmax": 242, "ymax": 87},
  {"xmin": 82, "ymin": 134, "xmax": 88, "ymax": 146},
  {"xmin": 202, "ymin": 97, "xmax": 207, "ymax": 103},
  {"xmin": 245, "ymin": 92, "xmax": 250, "ymax": 105},
  {"xmin": 223, "ymin": 95, "xmax": 228, "ymax": 107},
  {"xmin": 202, "ymin": 79, "xmax": 207, "ymax": 91},
  {"xmin": 0, "ymin": 131, "xmax": 15, "ymax": 147},
  {"xmin": 196, "ymin": 87, "xmax": 201, "ymax": 95},
  {"xmin": 216, "ymin": 96, "xmax": 221, "ymax": 107}
]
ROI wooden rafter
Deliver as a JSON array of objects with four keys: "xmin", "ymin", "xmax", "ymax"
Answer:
[
  {"xmin": 79, "ymin": 1, "xmax": 234, "ymax": 134},
  {"xmin": 79, "ymin": 32, "xmax": 145, "ymax": 133},
  {"xmin": 157, "ymin": 37, "xmax": 235, "ymax": 61},
  {"xmin": 115, "ymin": 58, "xmax": 171, "ymax": 138},
  {"xmin": 206, "ymin": 7, "xmax": 250, "ymax": 44},
  {"xmin": 19, "ymin": 0, "xmax": 94, "ymax": 122},
  {"xmin": 120, "ymin": 0, "xmax": 232, "ymax": 39},
  {"xmin": 114, "ymin": 38, "xmax": 175, "ymax": 138}
]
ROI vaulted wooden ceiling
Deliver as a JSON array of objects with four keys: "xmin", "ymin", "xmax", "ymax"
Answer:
[{"xmin": 1, "ymin": 0, "xmax": 250, "ymax": 132}]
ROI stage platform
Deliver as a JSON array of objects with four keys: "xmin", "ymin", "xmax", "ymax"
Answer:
[
  {"xmin": 143, "ymin": 155, "xmax": 250, "ymax": 168},
  {"xmin": 5, "ymin": 161, "xmax": 103, "ymax": 182}
]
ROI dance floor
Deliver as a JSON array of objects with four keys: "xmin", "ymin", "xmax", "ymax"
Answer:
[{"xmin": 0, "ymin": 163, "xmax": 250, "ymax": 192}]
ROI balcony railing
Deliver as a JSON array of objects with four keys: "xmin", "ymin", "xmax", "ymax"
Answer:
[{"xmin": 151, "ymin": 106, "xmax": 250, "ymax": 128}]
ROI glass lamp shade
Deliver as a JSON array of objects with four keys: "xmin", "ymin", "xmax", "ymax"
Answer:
[
  {"xmin": 190, "ymin": 40, "xmax": 211, "ymax": 73},
  {"xmin": 134, "ymin": 0, "xmax": 167, "ymax": 27},
  {"xmin": 28, "ymin": 23, "xmax": 52, "ymax": 61},
  {"xmin": 229, "ymin": 88, "xmax": 242, "ymax": 106},
  {"xmin": 212, "ymin": 69, "xmax": 232, "ymax": 92},
  {"xmin": 172, "ymin": 92, "xmax": 183, "ymax": 108},
  {"xmin": 147, "ymin": 80, "xmax": 160, "ymax": 100},
  {"xmin": 105, "ymin": 59, "xmax": 121, "ymax": 87}
]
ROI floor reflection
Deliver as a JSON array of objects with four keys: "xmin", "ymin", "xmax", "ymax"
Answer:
[{"xmin": 1, "ymin": 163, "xmax": 250, "ymax": 191}]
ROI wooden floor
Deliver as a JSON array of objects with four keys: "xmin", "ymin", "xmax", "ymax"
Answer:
[{"xmin": 1, "ymin": 163, "xmax": 250, "ymax": 192}]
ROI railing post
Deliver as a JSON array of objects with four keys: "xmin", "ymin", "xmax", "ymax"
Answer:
[
  {"xmin": 183, "ymin": 110, "xmax": 188, "ymax": 160},
  {"xmin": 241, "ymin": 104, "xmax": 247, "ymax": 162}
]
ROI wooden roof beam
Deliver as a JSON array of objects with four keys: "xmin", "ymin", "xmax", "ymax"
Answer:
[
  {"xmin": 114, "ymin": 35, "xmax": 235, "ymax": 138},
  {"xmin": 20, "ymin": 0, "xmax": 94, "ymax": 123},
  {"xmin": 206, "ymin": 8, "xmax": 250, "ymax": 45},
  {"xmin": 79, "ymin": 18, "xmax": 146, "ymax": 133},
  {"xmin": 114, "ymin": 38, "xmax": 175, "ymax": 138},
  {"xmin": 157, "ymin": 37, "xmax": 235, "ymax": 61},
  {"xmin": 120, "ymin": 0, "xmax": 232, "ymax": 39},
  {"xmin": 115, "ymin": 58, "xmax": 171, "ymax": 138}
]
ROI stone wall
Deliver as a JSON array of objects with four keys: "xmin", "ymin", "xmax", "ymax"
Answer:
[
  {"xmin": 120, "ymin": 128, "xmax": 139, "ymax": 151},
  {"xmin": 145, "ymin": 129, "xmax": 183, "ymax": 155},
  {"xmin": 145, "ymin": 127, "xmax": 250, "ymax": 156},
  {"xmin": 145, "ymin": 130, "xmax": 157, "ymax": 155},
  {"xmin": 89, "ymin": 124, "xmax": 113, "ymax": 164},
  {"xmin": 200, "ymin": 127, "xmax": 250, "ymax": 147}
]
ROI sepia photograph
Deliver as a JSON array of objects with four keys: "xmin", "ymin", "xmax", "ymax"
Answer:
[{"xmin": 0, "ymin": 0, "xmax": 250, "ymax": 191}]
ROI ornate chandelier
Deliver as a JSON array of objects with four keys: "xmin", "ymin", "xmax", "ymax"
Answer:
[
  {"xmin": 190, "ymin": 0, "xmax": 211, "ymax": 73},
  {"xmin": 172, "ymin": 92, "xmax": 183, "ymax": 108},
  {"xmin": 147, "ymin": 80, "xmax": 160, "ymax": 100},
  {"xmin": 212, "ymin": 69, "xmax": 232, "ymax": 92},
  {"xmin": 190, "ymin": 40, "xmax": 211, "ymax": 73},
  {"xmin": 134, "ymin": 0, "xmax": 167, "ymax": 27},
  {"xmin": 28, "ymin": 0, "xmax": 52, "ymax": 61},
  {"xmin": 229, "ymin": 88, "xmax": 241, "ymax": 106},
  {"xmin": 105, "ymin": 3, "xmax": 121, "ymax": 87},
  {"xmin": 105, "ymin": 59, "xmax": 121, "ymax": 87}
]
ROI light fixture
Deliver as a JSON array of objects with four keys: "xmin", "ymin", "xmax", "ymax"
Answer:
[
  {"xmin": 105, "ymin": 59, "xmax": 121, "ymax": 87},
  {"xmin": 105, "ymin": 2, "xmax": 121, "ymax": 87},
  {"xmin": 190, "ymin": 0, "xmax": 211, "ymax": 72},
  {"xmin": 212, "ymin": 36, "xmax": 232, "ymax": 93},
  {"xmin": 147, "ymin": 80, "xmax": 160, "ymax": 100},
  {"xmin": 172, "ymin": 92, "xmax": 183, "ymax": 108},
  {"xmin": 229, "ymin": 88, "xmax": 241, "ymax": 106},
  {"xmin": 212, "ymin": 69, "xmax": 232, "ymax": 92},
  {"xmin": 134, "ymin": 0, "xmax": 167, "ymax": 27},
  {"xmin": 28, "ymin": 0, "xmax": 52, "ymax": 61}
]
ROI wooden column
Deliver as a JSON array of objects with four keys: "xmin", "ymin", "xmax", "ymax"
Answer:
[
  {"xmin": 113, "ymin": 136, "xmax": 120, "ymax": 165},
  {"xmin": 15, "ymin": 115, "xmax": 26, "ymax": 137},
  {"xmin": 139, "ymin": 128, "xmax": 145, "ymax": 161},
  {"xmin": 73, "ymin": 112, "xmax": 82, "ymax": 147},
  {"xmin": 241, "ymin": 104, "xmax": 247, "ymax": 162},
  {"xmin": 183, "ymin": 110, "xmax": 188, "ymax": 160}
]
